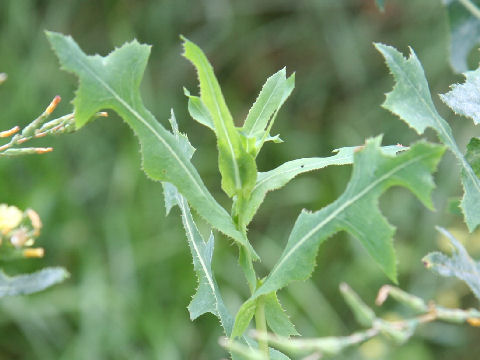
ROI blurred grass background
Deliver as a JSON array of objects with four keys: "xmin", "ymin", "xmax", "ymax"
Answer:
[{"xmin": 0, "ymin": 0, "xmax": 479, "ymax": 359}]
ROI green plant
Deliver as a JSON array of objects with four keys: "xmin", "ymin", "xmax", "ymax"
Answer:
[
  {"xmin": 38, "ymin": 27, "xmax": 479, "ymax": 359},
  {"xmin": 3, "ymin": 1, "xmax": 480, "ymax": 359}
]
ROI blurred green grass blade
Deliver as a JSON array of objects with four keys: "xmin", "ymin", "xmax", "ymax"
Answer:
[
  {"xmin": 423, "ymin": 227, "xmax": 480, "ymax": 301},
  {"xmin": 232, "ymin": 139, "xmax": 444, "ymax": 337},
  {"xmin": 441, "ymin": 67, "xmax": 480, "ymax": 125},
  {"xmin": 442, "ymin": 0, "xmax": 480, "ymax": 73},
  {"xmin": 0, "ymin": 267, "xmax": 69, "ymax": 297},
  {"xmin": 376, "ymin": 43, "xmax": 480, "ymax": 231},
  {"xmin": 182, "ymin": 36, "xmax": 257, "ymax": 198},
  {"xmin": 46, "ymin": 31, "xmax": 257, "ymax": 258},
  {"xmin": 243, "ymin": 144, "xmax": 405, "ymax": 226},
  {"xmin": 339, "ymin": 283, "xmax": 376, "ymax": 328},
  {"xmin": 242, "ymin": 68, "xmax": 294, "ymax": 155}
]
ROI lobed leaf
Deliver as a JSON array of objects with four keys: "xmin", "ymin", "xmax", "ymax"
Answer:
[
  {"xmin": 442, "ymin": 0, "xmax": 480, "ymax": 73},
  {"xmin": 46, "ymin": 31, "xmax": 257, "ymax": 258},
  {"xmin": 441, "ymin": 68, "xmax": 480, "ymax": 125},
  {"xmin": 376, "ymin": 43, "xmax": 480, "ymax": 232},
  {"xmin": 232, "ymin": 138, "xmax": 444, "ymax": 337},
  {"xmin": 182, "ymin": 37, "xmax": 257, "ymax": 198},
  {"xmin": 423, "ymin": 227, "xmax": 480, "ymax": 301},
  {"xmin": 0, "ymin": 267, "xmax": 69, "ymax": 297},
  {"xmin": 242, "ymin": 144, "xmax": 405, "ymax": 226}
]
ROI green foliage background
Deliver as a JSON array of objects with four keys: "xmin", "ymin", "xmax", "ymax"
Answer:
[{"xmin": 0, "ymin": 0, "xmax": 479, "ymax": 358}]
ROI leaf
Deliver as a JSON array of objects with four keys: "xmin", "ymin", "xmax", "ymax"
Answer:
[
  {"xmin": 441, "ymin": 67, "xmax": 480, "ymax": 124},
  {"xmin": 162, "ymin": 111, "xmax": 232, "ymax": 325},
  {"xmin": 46, "ymin": 31, "xmax": 257, "ymax": 258},
  {"xmin": 242, "ymin": 68, "xmax": 294, "ymax": 155},
  {"xmin": 171, "ymin": 190, "xmax": 235, "ymax": 330},
  {"xmin": 423, "ymin": 226, "xmax": 480, "ymax": 301},
  {"xmin": 242, "ymin": 144, "xmax": 405, "ymax": 226},
  {"xmin": 376, "ymin": 43, "xmax": 480, "ymax": 232},
  {"xmin": 466, "ymin": 137, "xmax": 480, "ymax": 176},
  {"xmin": 183, "ymin": 88, "xmax": 215, "ymax": 131},
  {"xmin": 442, "ymin": 0, "xmax": 480, "ymax": 73},
  {"xmin": 232, "ymin": 138, "xmax": 444, "ymax": 337},
  {"xmin": 182, "ymin": 37, "xmax": 257, "ymax": 198},
  {"xmin": 0, "ymin": 267, "xmax": 69, "ymax": 297},
  {"xmin": 264, "ymin": 292, "xmax": 299, "ymax": 337}
]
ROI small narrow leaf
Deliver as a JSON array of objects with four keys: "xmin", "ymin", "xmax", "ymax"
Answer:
[
  {"xmin": 423, "ymin": 226, "xmax": 480, "ymax": 301},
  {"xmin": 232, "ymin": 138, "xmax": 444, "ymax": 337},
  {"xmin": 183, "ymin": 88, "xmax": 215, "ymax": 131},
  {"xmin": 442, "ymin": 0, "xmax": 480, "ymax": 73},
  {"xmin": 0, "ymin": 267, "xmax": 69, "ymax": 297},
  {"xmin": 46, "ymin": 31, "xmax": 256, "ymax": 258},
  {"xmin": 376, "ymin": 43, "xmax": 480, "ymax": 231},
  {"xmin": 264, "ymin": 292, "xmax": 299, "ymax": 337},
  {"xmin": 176, "ymin": 194, "xmax": 235, "ymax": 332},
  {"xmin": 182, "ymin": 37, "xmax": 257, "ymax": 198},
  {"xmin": 243, "ymin": 144, "xmax": 405, "ymax": 226},
  {"xmin": 441, "ymin": 67, "xmax": 480, "ymax": 124},
  {"xmin": 242, "ymin": 69, "xmax": 294, "ymax": 155}
]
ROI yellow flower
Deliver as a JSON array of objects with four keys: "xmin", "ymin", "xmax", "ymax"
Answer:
[{"xmin": 0, "ymin": 204, "xmax": 23, "ymax": 234}]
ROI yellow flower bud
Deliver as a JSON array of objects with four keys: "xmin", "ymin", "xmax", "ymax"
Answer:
[{"xmin": 0, "ymin": 204, "xmax": 23, "ymax": 234}]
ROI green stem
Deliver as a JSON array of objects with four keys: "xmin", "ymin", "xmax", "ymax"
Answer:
[
  {"xmin": 255, "ymin": 295, "xmax": 269, "ymax": 359},
  {"xmin": 458, "ymin": 0, "xmax": 480, "ymax": 20},
  {"xmin": 233, "ymin": 194, "xmax": 258, "ymax": 293}
]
